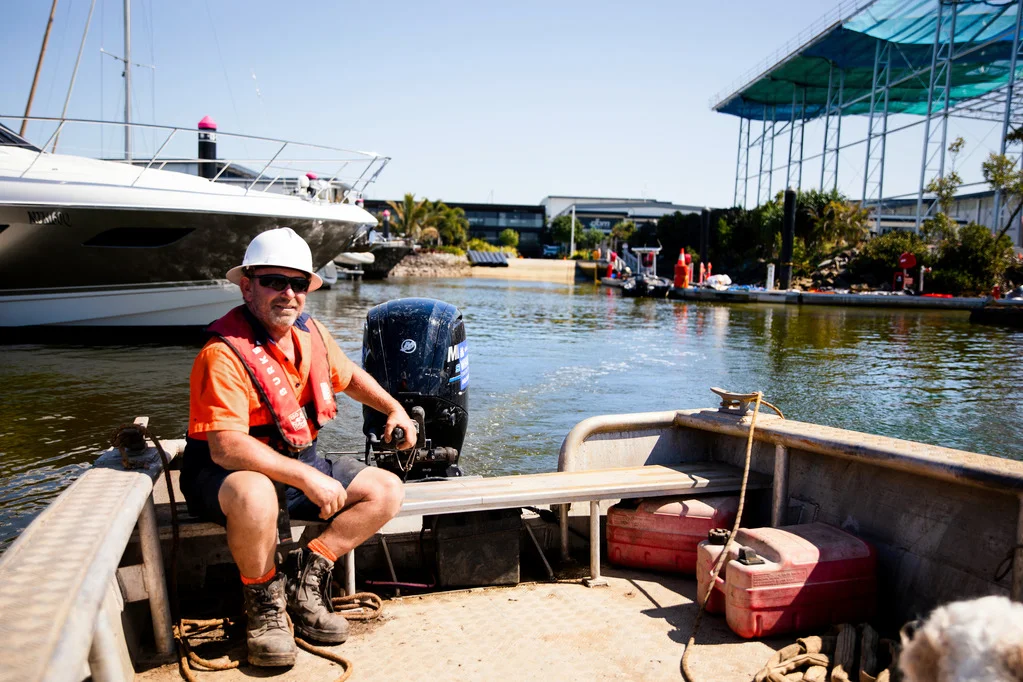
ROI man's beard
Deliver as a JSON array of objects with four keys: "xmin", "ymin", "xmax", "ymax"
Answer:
[{"xmin": 267, "ymin": 305, "xmax": 299, "ymax": 328}]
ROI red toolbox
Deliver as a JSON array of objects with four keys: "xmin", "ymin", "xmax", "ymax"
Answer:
[
  {"xmin": 697, "ymin": 522, "xmax": 876, "ymax": 638},
  {"xmin": 606, "ymin": 496, "xmax": 739, "ymax": 574}
]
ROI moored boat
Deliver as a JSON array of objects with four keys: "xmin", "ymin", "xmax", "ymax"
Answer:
[
  {"xmin": 0, "ymin": 119, "xmax": 386, "ymax": 332},
  {"xmin": 970, "ymin": 297, "xmax": 1023, "ymax": 328}
]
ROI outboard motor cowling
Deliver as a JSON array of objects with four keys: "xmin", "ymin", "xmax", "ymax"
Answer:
[{"xmin": 362, "ymin": 298, "xmax": 468, "ymax": 480}]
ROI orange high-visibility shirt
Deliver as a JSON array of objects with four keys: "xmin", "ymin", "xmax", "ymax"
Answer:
[{"xmin": 188, "ymin": 318, "xmax": 355, "ymax": 440}]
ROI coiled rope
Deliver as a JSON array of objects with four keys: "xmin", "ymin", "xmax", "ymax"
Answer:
[
  {"xmin": 174, "ymin": 592, "xmax": 382, "ymax": 682},
  {"xmin": 680, "ymin": 392, "xmax": 783, "ymax": 681}
]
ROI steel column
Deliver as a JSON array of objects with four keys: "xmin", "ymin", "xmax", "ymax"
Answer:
[
  {"xmin": 915, "ymin": 0, "xmax": 958, "ymax": 229},
  {"xmin": 744, "ymin": 118, "xmax": 753, "ymax": 207},
  {"xmin": 787, "ymin": 88, "xmax": 806, "ymax": 190},
  {"xmin": 767, "ymin": 107, "xmax": 777, "ymax": 203},
  {"xmin": 734, "ymin": 117, "xmax": 750, "ymax": 208},
  {"xmin": 821, "ymin": 65, "xmax": 844, "ymax": 192},
  {"xmin": 993, "ymin": 1, "xmax": 1023, "ymax": 237},
  {"xmin": 863, "ymin": 40, "xmax": 892, "ymax": 234},
  {"xmin": 758, "ymin": 108, "xmax": 777, "ymax": 206},
  {"xmin": 756, "ymin": 116, "xmax": 768, "ymax": 205}
]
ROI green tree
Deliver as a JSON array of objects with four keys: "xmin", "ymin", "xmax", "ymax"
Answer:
[
  {"xmin": 930, "ymin": 223, "xmax": 1015, "ymax": 296},
  {"xmin": 847, "ymin": 230, "xmax": 930, "ymax": 287},
  {"xmin": 610, "ymin": 220, "xmax": 636, "ymax": 248},
  {"xmin": 812, "ymin": 200, "xmax": 870, "ymax": 250},
  {"xmin": 922, "ymin": 137, "xmax": 965, "ymax": 243},
  {"xmin": 982, "ymin": 139, "xmax": 1023, "ymax": 241},
  {"xmin": 425, "ymin": 200, "xmax": 470, "ymax": 247},
  {"xmin": 419, "ymin": 227, "xmax": 441, "ymax": 245},
  {"xmin": 576, "ymin": 228, "xmax": 604, "ymax": 250},
  {"xmin": 385, "ymin": 193, "xmax": 427, "ymax": 240},
  {"xmin": 498, "ymin": 228, "xmax": 519, "ymax": 248},
  {"xmin": 550, "ymin": 215, "xmax": 585, "ymax": 246}
]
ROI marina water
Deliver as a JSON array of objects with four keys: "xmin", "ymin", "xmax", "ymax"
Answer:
[{"xmin": 2, "ymin": 277, "xmax": 1022, "ymax": 551}]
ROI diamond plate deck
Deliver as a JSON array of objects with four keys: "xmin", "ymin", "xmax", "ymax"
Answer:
[{"xmin": 137, "ymin": 569, "xmax": 784, "ymax": 682}]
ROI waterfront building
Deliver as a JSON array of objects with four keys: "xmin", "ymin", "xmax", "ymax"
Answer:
[
  {"xmin": 361, "ymin": 200, "xmax": 546, "ymax": 255},
  {"xmin": 541, "ymin": 195, "xmax": 703, "ymax": 233}
]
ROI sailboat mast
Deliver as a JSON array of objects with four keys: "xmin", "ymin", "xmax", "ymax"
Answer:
[
  {"xmin": 123, "ymin": 0, "xmax": 132, "ymax": 161},
  {"xmin": 21, "ymin": 0, "xmax": 60, "ymax": 137}
]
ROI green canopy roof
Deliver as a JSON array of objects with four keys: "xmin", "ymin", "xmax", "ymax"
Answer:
[{"xmin": 713, "ymin": 0, "xmax": 1022, "ymax": 121}]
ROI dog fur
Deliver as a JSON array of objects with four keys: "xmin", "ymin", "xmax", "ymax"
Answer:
[{"xmin": 900, "ymin": 595, "xmax": 1023, "ymax": 682}]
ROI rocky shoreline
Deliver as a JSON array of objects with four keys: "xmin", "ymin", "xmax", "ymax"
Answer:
[{"xmin": 389, "ymin": 252, "xmax": 471, "ymax": 278}]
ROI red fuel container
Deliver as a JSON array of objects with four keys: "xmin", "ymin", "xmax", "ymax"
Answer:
[
  {"xmin": 697, "ymin": 523, "xmax": 876, "ymax": 639},
  {"xmin": 607, "ymin": 496, "xmax": 738, "ymax": 574}
]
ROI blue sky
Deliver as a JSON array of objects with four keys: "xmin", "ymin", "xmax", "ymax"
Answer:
[{"xmin": 1, "ymin": 1, "xmax": 1006, "ymax": 207}]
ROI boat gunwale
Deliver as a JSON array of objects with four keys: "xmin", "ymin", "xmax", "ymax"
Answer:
[
  {"xmin": 0, "ymin": 449, "xmax": 178, "ymax": 682},
  {"xmin": 559, "ymin": 408, "xmax": 1023, "ymax": 494}
]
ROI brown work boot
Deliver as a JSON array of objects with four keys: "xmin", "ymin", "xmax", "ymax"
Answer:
[
  {"xmin": 286, "ymin": 548, "xmax": 349, "ymax": 644},
  {"xmin": 241, "ymin": 572, "xmax": 297, "ymax": 667}
]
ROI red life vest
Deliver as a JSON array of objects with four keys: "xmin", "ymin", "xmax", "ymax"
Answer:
[{"xmin": 207, "ymin": 306, "xmax": 337, "ymax": 451}]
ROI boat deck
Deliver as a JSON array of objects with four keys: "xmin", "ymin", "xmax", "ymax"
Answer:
[{"xmin": 138, "ymin": 568, "xmax": 783, "ymax": 682}]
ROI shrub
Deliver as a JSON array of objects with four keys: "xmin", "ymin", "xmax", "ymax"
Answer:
[
  {"xmin": 431, "ymin": 245, "xmax": 465, "ymax": 256},
  {"xmin": 466, "ymin": 238, "xmax": 499, "ymax": 253},
  {"xmin": 498, "ymin": 229, "xmax": 519, "ymax": 248},
  {"xmin": 847, "ymin": 231, "xmax": 930, "ymax": 286},
  {"xmin": 930, "ymin": 222, "xmax": 1014, "ymax": 296}
]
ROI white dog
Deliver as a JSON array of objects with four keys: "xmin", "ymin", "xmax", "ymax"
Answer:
[{"xmin": 900, "ymin": 595, "xmax": 1023, "ymax": 682}]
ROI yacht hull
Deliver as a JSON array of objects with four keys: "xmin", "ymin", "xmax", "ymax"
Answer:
[
  {"xmin": 0, "ymin": 204, "xmax": 364, "ymax": 290},
  {"xmin": 0, "ymin": 280, "xmax": 240, "ymax": 328}
]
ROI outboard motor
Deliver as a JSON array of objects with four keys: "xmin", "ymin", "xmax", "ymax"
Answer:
[{"xmin": 361, "ymin": 298, "xmax": 468, "ymax": 480}]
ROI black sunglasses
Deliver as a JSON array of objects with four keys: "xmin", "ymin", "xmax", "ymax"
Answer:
[{"xmin": 254, "ymin": 274, "xmax": 311, "ymax": 293}]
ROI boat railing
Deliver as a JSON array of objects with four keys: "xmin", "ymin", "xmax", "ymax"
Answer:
[
  {"xmin": 2, "ymin": 115, "xmax": 391, "ymax": 203},
  {"xmin": 620, "ymin": 248, "xmax": 640, "ymax": 274}
]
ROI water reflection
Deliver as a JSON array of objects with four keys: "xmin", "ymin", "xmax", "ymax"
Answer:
[{"xmin": 1, "ymin": 278, "xmax": 1021, "ymax": 550}]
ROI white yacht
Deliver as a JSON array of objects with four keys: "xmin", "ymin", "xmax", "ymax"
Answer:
[{"xmin": 0, "ymin": 121, "xmax": 384, "ymax": 331}]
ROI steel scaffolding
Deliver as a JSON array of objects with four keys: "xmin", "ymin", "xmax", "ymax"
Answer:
[{"xmin": 716, "ymin": 0, "xmax": 1023, "ymax": 247}]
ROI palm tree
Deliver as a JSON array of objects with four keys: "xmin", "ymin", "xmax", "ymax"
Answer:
[{"xmin": 386, "ymin": 193, "xmax": 428, "ymax": 240}]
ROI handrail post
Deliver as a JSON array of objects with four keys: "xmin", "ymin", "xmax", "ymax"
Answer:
[
  {"xmin": 247, "ymin": 142, "xmax": 287, "ymax": 193},
  {"xmin": 138, "ymin": 495, "xmax": 174, "ymax": 656},
  {"xmin": 1014, "ymin": 493, "xmax": 1023, "ymax": 601},
  {"xmin": 345, "ymin": 550, "xmax": 356, "ymax": 596},
  {"xmin": 88, "ymin": 581, "xmax": 134, "ymax": 682},
  {"xmin": 211, "ymin": 160, "xmax": 233, "ymax": 182},
  {"xmin": 772, "ymin": 444, "xmax": 790, "ymax": 527},
  {"xmin": 582, "ymin": 501, "xmax": 607, "ymax": 587},
  {"xmin": 559, "ymin": 504, "xmax": 570, "ymax": 561},
  {"xmin": 132, "ymin": 128, "xmax": 177, "ymax": 187},
  {"xmin": 19, "ymin": 119, "xmax": 65, "ymax": 178}
]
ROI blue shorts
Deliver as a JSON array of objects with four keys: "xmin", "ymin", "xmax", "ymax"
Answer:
[{"xmin": 180, "ymin": 436, "xmax": 367, "ymax": 526}]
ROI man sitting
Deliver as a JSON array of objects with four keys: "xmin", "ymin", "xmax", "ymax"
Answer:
[{"xmin": 180, "ymin": 227, "xmax": 415, "ymax": 666}]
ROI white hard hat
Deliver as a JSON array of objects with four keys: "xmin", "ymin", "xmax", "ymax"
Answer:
[{"xmin": 226, "ymin": 227, "xmax": 324, "ymax": 291}]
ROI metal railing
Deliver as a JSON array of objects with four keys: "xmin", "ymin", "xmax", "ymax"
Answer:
[
  {"xmin": 709, "ymin": 0, "xmax": 878, "ymax": 109},
  {"xmin": 2, "ymin": 116, "xmax": 391, "ymax": 204}
]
